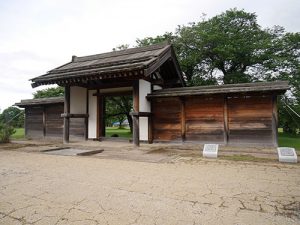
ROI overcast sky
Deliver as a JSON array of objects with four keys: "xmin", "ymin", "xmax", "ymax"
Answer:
[{"xmin": 0, "ymin": 0, "xmax": 299, "ymax": 111}]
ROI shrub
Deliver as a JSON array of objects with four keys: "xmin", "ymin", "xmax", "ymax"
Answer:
[{"xmin": 0, "ymin": 123, "xmax": 15, "ymax": 143}]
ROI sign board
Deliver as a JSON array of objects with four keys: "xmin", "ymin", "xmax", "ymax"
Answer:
[
  {"xmin": 277, "ymin": 147, "xmax": 298, "ymax": 163},
  {"xmin": 203, "ymin": 144, "xmax": 219, "ymax": 158}
]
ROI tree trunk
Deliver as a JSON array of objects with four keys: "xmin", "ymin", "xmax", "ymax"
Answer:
[{"xmin": 126, "ymin": 113, "xmax": 133, "ymax": 133}]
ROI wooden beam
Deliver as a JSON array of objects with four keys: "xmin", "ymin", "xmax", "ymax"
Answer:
[
  {"xmin": 223, "ymin": 95, "xmax": 229, "ymax": 144},
  {"xmin": 272, "ymin": 94, "xmax": 278, "ymax": 147},
  {"xmin": 61, "ymin": 113, "xmax": 89, "ymax": 118},
  {"xmin": 130, "ymin": 112, "xmax": 151, "ymax": 117},
  {"xmin": 180, "ymin": 97, "xmax": 186, "ymax": 142},
  {"xmin": 144, "ymin": 50, "xmax": 171, "ymax": 76},
  {"xmin": 93, "ymin": 90, "xmax": 132, "ymax": 97},
  {"xmin": 132, "ymin": 80, "xmax": 140, "ymax": 147},
  {"xmin": 63, "ymin": 86, "xmax": 70, "ymax": 143}
]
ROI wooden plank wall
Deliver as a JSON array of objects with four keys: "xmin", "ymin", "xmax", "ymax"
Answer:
[
  {"xmin": 152, "ymin": 97, "xmax": 181, "ymax": 141},
  {"xmin": 70, "ymin": 118, "xmax": 85, "ymax": 139},
  {"xmin": 25, "ymin": 106, "xmax": 44, "ymax": 138},
  {"xmin": 25, "ymin": 104, "xmax": 64, "ymax": 139},
  {"xmin": 45, "ymin": 104, "xmax": 64, "ymax": 137},
  {"xmin": 185, "ymin": 96, "xmax": 224, "ymax": 142},
  {"xmin": 151, "ymin": 94, "xmax": 275, "ymax": 145},
  {"xmin": 227, "ymin": 95, "xmax": 273, "ymax": 144}
]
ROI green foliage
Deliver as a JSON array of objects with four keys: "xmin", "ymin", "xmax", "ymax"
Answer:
[
  {"xmin": 0, "ymin": 122, "xmax": 15, "ymax": 143},
  {"xmin": 0, "ymin": 106, "xmax": 24, "ymax": 128},
  {"xmin": 105, "ymin": 96, "xmax": 133, "ymax": 131},
  {"xmin": 33, "ymin": 86, "xmax": 64, "ymax": 98},
  {"xmin": 11, "ymin": 128, "xmax": 25, "ymax": 139},
  {"xmin": 136, "ymin": 8, "xmax": 300, "ymax": 134},
  {"xmin": 278, "ymin": 132, "xmax": 300, "ymax": 151}
]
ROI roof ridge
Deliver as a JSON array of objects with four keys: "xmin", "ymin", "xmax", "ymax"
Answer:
[{"xmin": 74, "ymin": 42, "xmax": 170, "ymax": 63}]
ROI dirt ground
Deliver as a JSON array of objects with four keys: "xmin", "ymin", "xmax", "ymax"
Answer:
[{"xmin": 0, "ymin": 145, "xmax": 299, "ymax": 225}]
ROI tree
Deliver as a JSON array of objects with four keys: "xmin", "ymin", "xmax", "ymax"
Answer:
[
  {"xmin": 137, "ymin": 8, "xmax": 300, "ymax": 133},
  {"xmin": 105, "ymin": 96, "xmax": 133, "ymax": 132},
  {"xmin": 0, "ymin": 106, "xmax": 24, "ymax": 128},
  {"xmin": 33, "ymin": 86, "xmax": 64, "ymax": 98}
]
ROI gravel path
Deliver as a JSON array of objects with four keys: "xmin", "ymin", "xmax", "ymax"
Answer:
[{"xmin": 0, "ymin": 150, "xmax": 299, "ymax": 225}]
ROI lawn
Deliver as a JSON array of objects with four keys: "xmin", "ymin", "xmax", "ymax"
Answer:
[
  {"xmin": 105, "ymin": 127, "xmax": 132, "ymax": 138},
  {"xmin": 11, "ymin": 128, "xmax": 25, "ymax": 139},
  {"xmin": 278, "ymin": 132, "xmax": 300, "ymax": 152}
]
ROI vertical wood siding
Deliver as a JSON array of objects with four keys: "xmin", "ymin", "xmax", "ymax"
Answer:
[
  {"xmin": 45, "ymin": 104, "xmax": 64, "ymax": 137},
  {"xmin": 227, "ymin": 95, "xmax": 273, "ymax": 144},
  {"xmin": 25, "ymin": 106, "xmax": 44, "ymax": 138},
  {"xmin": 152, "ymin": 97, "xmax": 181, "ymax": 141},
  {"xmin": 185, "ymin": 96, "xmax": 224, "ymax": 142},
  {"xmin": 151, "ymin": 94, "xmax": 275, "ymax": 145}
]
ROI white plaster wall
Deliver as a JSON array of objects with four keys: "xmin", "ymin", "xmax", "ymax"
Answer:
[
  {"xmin": 70, "ymin": 86, "xmax": 87, "ymax": 114},
  {"xmin": 139, "ymin": 80, "xmax": 151, "ymax": 141},
  {"xmin": 88, "ymin": 90, "xmax": 97, "ymax": 139}
]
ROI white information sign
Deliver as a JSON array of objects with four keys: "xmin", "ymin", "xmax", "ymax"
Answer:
[
  {"xmin": 203, "ymin": 144, "xmax": 219, "ymax": 158},
  {"xmin": 277, "ymin": 147, "xmax": 297, "ymax": 163}
]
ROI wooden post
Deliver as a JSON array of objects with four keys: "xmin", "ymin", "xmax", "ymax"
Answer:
[
  {"xmin": 42, "ymin": 106, "xmax": 46, "ymax": 138},
  {"xmin": 102, "ymin": 97, "xmax": 106, "ymax": 137},
  {"xmin": 148, "ymin": 100, "xmax": 153, "ymax": 144},
  {"xmin": 272, "ymin": 95, "xmax": 278, "ymax": 147},
  {"xmin": 96, "ymin": 89, "xmax": 100, "ymax": 139},
  {"xmin": 132, "ymin": 80, "xmax": 140, "ymax": 146},
  {"xmin": 24, "ymin": 107, "xmax": 28, "ymax": 138},
  {"xmin": 63, "ymin": 86, "xmax": 70, "ymax": 143},
  {"xmin": 180, "ymin": 97, "xmax": 186, "ymax": 142},
  {"xmin": 223, "ymin": 95, "xmax": 229, "ymax": 144},
  {"xmin": 97, "ymin": 93, "xmax": 104, "ymax": 139},
  {"xmin": 85, "ymin": 89, "xmax": 89, "ymax": 140}
]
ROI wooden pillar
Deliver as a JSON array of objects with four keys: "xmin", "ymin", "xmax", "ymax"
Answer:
[
  {"xmin": 97, "ymin": 93, "xmax": 104, "ymax": 139},
  {"xmin": 63, "ymin": 86, "xmax": 70, "ymax": 143},
  {"xmin": 272, "ymin": 95, "xmax": 278, "ymax": 147},
  {"xmin": 132, "ymin": 80, "xmax": 140, "ymax": 146},
  {"xmin": 223, "ymin": 95, "xmax": 229, "ymax": 144},
  {"xmin": 42, "ymin": 106, "xmax": 46, "ymax": 138},
  {"xmin": 84, "ymin": 89, "xmax": 89, "ymax": 140},
  {"xmin": 180, "ymin": 97, "xmax": 186, "ymax": 142},
  {"xmin": 24, "ymin": 108, "xmax": 28, "ymax": 138},
  {"xmin": 148, "ymin": 101, "xmax": 153, "ymax": 144},
  {"xmin": 102, "ymin": 97, "xmax": 106, "ymax": 137}
]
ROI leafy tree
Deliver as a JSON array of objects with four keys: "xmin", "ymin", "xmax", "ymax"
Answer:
[
  {"xmin": 0, "ymin": 106, "xmax": 24, "ymax": 128},
  {"xmin": 105, "ymin": 96, "xmax": 133, "ymax": 132},
  {"xmin": 136, "ymin": 8, "xmax": 300, "ymax": 133},
  {"xmin": 33, "ymin": 86, "xmax": 64, "ymax": 98},
  {"xmin": 0, "ymin": 122, "xmax": 15, "ymax": 143}
]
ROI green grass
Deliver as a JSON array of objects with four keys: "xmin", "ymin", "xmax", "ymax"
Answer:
[
  {"xmin": 220, "ymin": 155, "xmax": 276, "ymax": 163},
  {"xmin": 105, "ymin": 127, "xmax": 132, "ymax": 138},
  {"xmin": 11, "ymin": 128, "xmax": 25, "ymax": 139},
  {"xmin": 278, "ymin": 132, "xmax": 300, "ymax": 152}
]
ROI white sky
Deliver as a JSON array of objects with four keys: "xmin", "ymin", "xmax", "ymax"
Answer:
[{"xmin": 0, "ymin": 0, "xmax": 299, "ymax": 111}]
